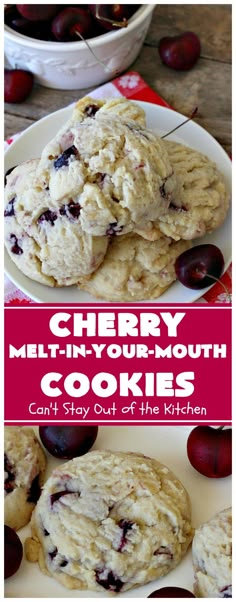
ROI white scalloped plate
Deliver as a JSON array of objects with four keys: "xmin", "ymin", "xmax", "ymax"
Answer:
[
  {"xmin": 4, "ymin": 102, "xmax": 232, "ymax": 303},
  {"xmin": 4, "ymin": 426, "xmax": 231, "ymax": 598}
]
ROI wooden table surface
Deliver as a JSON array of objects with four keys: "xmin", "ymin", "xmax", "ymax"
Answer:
[{"xmin": 4, "ymin": 4, "xmax": 232, "ymax": 155}]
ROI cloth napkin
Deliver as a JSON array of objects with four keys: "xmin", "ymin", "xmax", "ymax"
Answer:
[{"xmin": 4, "ymin": 71, "xmax": 232, "ymax": 305}]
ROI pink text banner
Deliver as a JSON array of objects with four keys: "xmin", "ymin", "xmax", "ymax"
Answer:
[{"xmin": 5, "ymin": 304, "xmax": 231, "ymax": 426}]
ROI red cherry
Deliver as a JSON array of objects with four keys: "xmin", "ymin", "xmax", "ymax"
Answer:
[
  {"xmin": 148, "ymin": 587, "xmax": 195, "ymax": 598},
  {"xmin": 159, "ymin": 31, "xmax": 201, "ymax": 71},
  {"xmin": 187, "ymin": 426, "xmax": 232, "ymax": 478},
  {"xmin": 16, "ymin": 5, "xmax": 59, "ymax": 21},
  {"xmin": 175, "ymin": 244, "xmax": 224, "ymax": 290},
  {"xmin": 51, "ymin": 8, "xmax": 95, "ymax": 42},
  {"xmin": 4, "ymin": 69, "xmax": 34, "ymax": 103},
  {"xmin": 4, "ymin": 5, "xmax": 57, "ymax": 40},
  {"xmin": 39, "ymin": 425, "xmax": 98, "ymax": 459},
  {"xmin": 6, "ymin": 14, "xmax": 53, "ymax": 40}
]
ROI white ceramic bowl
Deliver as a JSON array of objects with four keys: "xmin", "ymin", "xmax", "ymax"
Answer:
[{"xmin": 4, "ymin": 5, "xmax": 155, "ymax": 90}]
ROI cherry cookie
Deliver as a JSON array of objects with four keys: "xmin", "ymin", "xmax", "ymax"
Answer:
[
  {"xmin": 137, "ymin": 141, "xmax": 229, "ymax": 242},
  {"xmin": 25, "ymin": 450, "xmax": 193, "ymax": 593},
  {"xmin": 72, "ymin": 96, "xmax": 147, "ymax": 126},
  {"xmin": 4, "ymin": 427, "xmax": 46, "ymax": 531},
  {"xmin": 36, "ymin": 107, "xmax": 177, "ymax": 237},
  {"xmin": 36, "ymin": 96, "xmax": 146, "ymax": 194},
  {"xmin": 4, "ymin": 159, "xmax": 108, "ymax": 286},
  {"xmin": 192, "ymin": 507, "xmax": 232, "ymax": 598},
  {"xmin": 78, "ymin": 232, "xmax": 191, "ymax": 301},
  {"xmin": 160, "ymin": 140, "xmax": 229, "ymax": 240}
]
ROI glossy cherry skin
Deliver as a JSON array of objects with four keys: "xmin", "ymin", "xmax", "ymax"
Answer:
[
  {"xmin": 39, "ymin": 425, "xmax": 98, "ymax": 459},
  {"xmin": 187, "ymin": 426, "xmax": 232, "ymax": 478},
  {"xmin": 6, "ymin": 15, "xmax": 53, "ymax": 40},
  {"xmin": 16, "ymin": 5, "xmax": 59, "ymax": 21},
  {"xmin": 175, "ymin": 244, "xmax": 224, "ymax": 289},
  {"xmin": 51, "ymin": 7, "xmax": 95, "ymax": 41},
  {"xmin": 159, "ymin": 31, "xmax": 201, "ymax": 70},
  {"xmin": 148, "ymin": 587, "xmax": 195, "ymax": 597},
  {"xmin": 88, "ymin": 4, "xmax": 139, "ymax": 30},
  {"xmin": 4, "ymin": 525, "xmax": 23, "ymax": 579},
  {"xmin": 4, "ymin": 69, "xmax": 34, "ymax": 103}
]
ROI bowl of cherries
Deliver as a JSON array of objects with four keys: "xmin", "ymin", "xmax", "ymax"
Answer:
[{"xmin": 4, "ymin": 4, "xmax": 155, "ymax": 90}]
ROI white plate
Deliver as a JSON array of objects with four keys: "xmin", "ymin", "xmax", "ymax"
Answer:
[
  {"xmin": 4, "ymin": 102, "xmax": 232, "ymax": 304},
  {"xmin": 5, "ymin": 426, "xmax": 231, "ymax": 598}
]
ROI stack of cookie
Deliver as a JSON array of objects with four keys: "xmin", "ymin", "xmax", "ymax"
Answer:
[{"xmin": 4, "ymin": 97, "xmax": 229, "ymax": 301}]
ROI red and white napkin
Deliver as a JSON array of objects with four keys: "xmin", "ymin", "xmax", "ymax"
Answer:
[{"xmin": 4, "ymin": 71, "xmax": 232, "ymax": 305}]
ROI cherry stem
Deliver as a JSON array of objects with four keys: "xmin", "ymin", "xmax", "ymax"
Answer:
[
  {"xmin": 161, "ymin": 107, "xmax": 198, "ymax": 139},
  {"xmin": 200, "ymin": 272, "xmax": 231, "ymax": 302},
  {"xmin": 74, "ymin": 31, "xmax": 111, "ymax": 73},
  {"xmin": 95, "ymin": 6, "xmax": 128, "ymax": 28}
]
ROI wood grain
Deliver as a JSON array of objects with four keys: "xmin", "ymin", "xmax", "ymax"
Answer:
[{"xmin": 4, "ymin": 4, "xmax": 232, "ymax": 153}]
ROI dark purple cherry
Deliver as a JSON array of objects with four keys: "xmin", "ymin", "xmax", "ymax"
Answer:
[
  {"xmin": 54, "ymin": 145, "xmax": 78, "ymax": 170},
  {"xmin": 39, "ymin": 426, "xmax": 98, "ymax": 459},
  {"xmin": 16, "ymin": 5, "xmax": 59, "ymax": 21},
  {"xmin": 4, "ymin": 454, "xmax": 15, "ymax": 494},
  {"xmin": 175, "ymin": 244, "xmax": 224, "ymax": 289},
  {"xmin": 4, "ymin": 525, "xmax": 23, "ymax": 579},
  {"xmin": 148, "ymin": 587, "xmax": 195, "ymax": 598},
  {"xmin": 5, "ymin": 7, "xmax": 52, "ymax": 41},
  {"xmin": 4, "ymin": 197, "xmax": 16, "ymax": 217},
  {"xmin": 95, "ymin": 568, "xmax": 124, "ymax": 592},
  {"xmin": 118, "ymin": 519, "xmax": 134, "ymax": 551},
  {"xmin": 159, "ymin": 31, "xmax": 201, "ymax": 71},
  {"xmin": 27, "ymin": 474, "xmax": 41, "ymax": 503},
  {"xmin": 51, "ymin": 8, "xmax": 94, "ymax": 41},
  {"xmin": 59, "ymin": 201, "xmax": 81, "ymax": 219},
  {"xmin": 10, "ymin": 234, "xmax": 23, "ymax": 255},
  {"xmin": 84, "ymin": 103, "xmax": 100, "ymax": 117},
  {"xmin": 38, "ymin": 210, "xmax": 57, "ymax": 226},
  {"xmin": 4, "ymin": 5, "xmax": 19, "ymax": 26}
]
